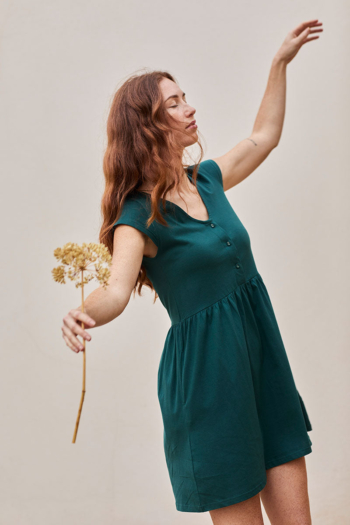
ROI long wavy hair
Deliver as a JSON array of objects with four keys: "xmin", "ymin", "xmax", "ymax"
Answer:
[{"xmin": 99, "ymin": 69, "xmax": 205, "ymax": 299}]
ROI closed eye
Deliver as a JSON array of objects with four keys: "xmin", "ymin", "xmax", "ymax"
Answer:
[{"xmin": 168, "ymin": 92, "xmax": 187, "ymax": 109}]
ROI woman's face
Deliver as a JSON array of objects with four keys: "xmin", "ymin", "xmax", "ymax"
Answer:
[{"xmin": 160, "ymin": 77, "xmax": 198, "ymax": 147}]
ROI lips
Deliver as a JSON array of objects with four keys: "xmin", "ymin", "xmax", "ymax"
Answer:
[{"xmin": 186, "ymin": 120, "xmax": 196, "ymax": 128}]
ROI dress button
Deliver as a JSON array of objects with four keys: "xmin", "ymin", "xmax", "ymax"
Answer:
[
  {"xmin": 226, "ymin": 241, "xmax": 231, "ymax": 246},
  {"xmin": 210, "ymin": 223, "xmax": 215, "ymax": 228},
  {"xmin": 236, "ymin": 263, "xmax": 240, "ymax": 268}
]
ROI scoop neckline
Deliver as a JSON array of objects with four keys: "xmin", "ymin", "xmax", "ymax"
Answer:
[{"xmin": 138, "ymin": 169, "xmax": 212, "ymax": 225}]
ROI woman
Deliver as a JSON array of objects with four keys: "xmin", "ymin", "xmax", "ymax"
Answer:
[{"xmin": 61, "ymin": 19, "xmax": 322, "ymax": 524}]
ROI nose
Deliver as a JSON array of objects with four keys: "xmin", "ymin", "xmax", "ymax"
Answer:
[{"xmin": 186, "ymin": 105, "xmax": 196, "ymax": 117}]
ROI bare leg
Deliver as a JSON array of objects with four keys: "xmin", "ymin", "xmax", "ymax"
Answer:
[
  {"xmin": 209, "ymin": 493, "xmax": 264, "ymax": 525},
  {"xmin": 260, "ymin": 456, "xmax": 312, "ymax": 525}
]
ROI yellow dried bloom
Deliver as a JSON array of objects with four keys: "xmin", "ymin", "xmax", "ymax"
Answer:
[
  {"xmin": 52, "ymin": 242, "xmax": 112, "ymax": 289},
  {"xmin": 52, "ymin": 241, "xmax": 113, "ymax": 443}
]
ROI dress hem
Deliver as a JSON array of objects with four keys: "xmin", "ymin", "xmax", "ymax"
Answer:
[
  {"xmin": 175, "ymin": 445, "xmax": 313, "ymax": 513},
  {"xmin": 175, "ymin": 476, "xmax": 267, "ymax": 513},
  {"xmin": 265, "ymin": 445, "xmax": 312, "ymax": 470}
]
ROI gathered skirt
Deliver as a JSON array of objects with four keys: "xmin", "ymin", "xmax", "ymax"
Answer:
[{"xmin": 157, "ymin": 273, "xmax": 313, "ymax": 513}]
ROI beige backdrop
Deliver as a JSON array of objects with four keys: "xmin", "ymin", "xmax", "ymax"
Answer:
[{"xmin": 0, "ymin": 0, "xmax": 349, "ymax": 523}]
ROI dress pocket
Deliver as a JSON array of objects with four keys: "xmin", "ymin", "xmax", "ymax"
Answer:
[{"xmin": 297, "ymin": 391, "xmax": 313, "ymax": 432}]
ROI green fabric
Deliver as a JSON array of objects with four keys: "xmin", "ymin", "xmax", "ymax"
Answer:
[{"xmin": 113, "ymin": 159, "xmax": 313, "ymax": 513}]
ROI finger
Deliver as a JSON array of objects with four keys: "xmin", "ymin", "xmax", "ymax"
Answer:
[
  {"xmin": 63, "ymin": 315, "xmax": 92, "ymax": 341},
  {"xmin": 70, "ymin": 309, "xmax": 96, "ymax": 327},
  {"xmin": 63, "ymin": 333, "xmax": 79, "ymax": 353},
  {"xmin": 292, "ymin": 19, "xmax": 319, "ymax": 36},
  {"xmin": 62, "ymin": 324, "xmax": 85, "ymax": 352},
  {"xmin": 303, "ymin": 36, "xmax": 320, "ymax": 43},
  {"xmin": 297, "ymin": 26, "xmax": 311, "ymax": 42},
  {"xmin": 62, "ymin": 325, "xmax": 84, "ymax": 352},
  {"xmin": 62, "ymin": 332, "xmax": 81, "ymax": 353}
]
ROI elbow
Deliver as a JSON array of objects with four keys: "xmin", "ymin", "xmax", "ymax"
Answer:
[
  {"xmin": 116, "ymin": 289, "xmax": 132, "ymax": 315},
  {"xmin": 107, "ymin": 285, "xmax": 132, "ymax": 320}
]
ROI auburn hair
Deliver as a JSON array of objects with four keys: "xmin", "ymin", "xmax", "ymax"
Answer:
[{"xmin": 99, "ymin": 69, "xmax": 205, "ymax": 299}]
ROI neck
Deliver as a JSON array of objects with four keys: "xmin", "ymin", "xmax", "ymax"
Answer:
[{"xmin": 138, "ymin": 167, "xmax": 190, "ymax": 195}]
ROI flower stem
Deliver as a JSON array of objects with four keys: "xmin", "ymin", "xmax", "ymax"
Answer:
[{"xmin": 72, "ymin": 269, "xmax": 87, "ymax": 443}]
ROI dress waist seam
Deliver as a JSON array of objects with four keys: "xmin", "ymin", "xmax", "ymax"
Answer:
[{"xmin": 171, "ymin": 272, "xmax": 261, "ymax": 327}]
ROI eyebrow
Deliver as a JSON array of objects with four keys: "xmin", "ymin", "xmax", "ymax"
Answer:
[{"xmin": 165, "ymin": 91, "xmax": 186, "ymax": 102}]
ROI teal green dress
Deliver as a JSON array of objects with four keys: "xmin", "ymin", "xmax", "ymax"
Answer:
[{"xmin": 112, "ymin": 159, "xmax": 313, "ymax": 513}]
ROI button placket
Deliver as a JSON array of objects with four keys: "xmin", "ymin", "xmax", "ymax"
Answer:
[
  {"xmin": 207, "ymin": 222, "xmax": 234, "ymax": 248},
  {"xmin": 207, "ymin": 222, "xmax": 244, "ymax": 277},
  {"xmin": 210, "ymin": 222, "xmax": 243, "ymax": 271}
]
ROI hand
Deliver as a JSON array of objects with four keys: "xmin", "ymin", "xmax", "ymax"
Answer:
[
  {"xmin": 275, "ymin": 19, "xmax": 323, "ymax": 65},
  {"xmin": 62, "ymin": 308, "xmax": 96, "ymax": 353}
]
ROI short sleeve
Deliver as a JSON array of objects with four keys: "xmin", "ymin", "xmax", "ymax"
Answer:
[
  {"xmin": 112, "ymin": 196, "xmax": 160, "ymax": 247},
  {"xmin": 204, "ymin": 159, "xmax": 223, "ymax": 188},
  {"xmin": 189, "ymin": 159, "xmax": 224, "ymax": 189}
]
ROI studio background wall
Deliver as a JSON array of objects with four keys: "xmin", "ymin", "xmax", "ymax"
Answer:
[{"xmin": 0, "ymin": 0, "xmax": 349, "ymax": 523}]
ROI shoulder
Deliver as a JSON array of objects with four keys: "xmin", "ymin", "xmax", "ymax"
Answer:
[
  {"xmin": 115, "ymin": 194, "xmax": 148, "ymax": 223},
  {"xmin": 112, "ymin": 194, "xmax": 160, "ymax": 247},
  {"xmin": 189, "ymin": 159, "xmax": 223, "ymax": 188}
]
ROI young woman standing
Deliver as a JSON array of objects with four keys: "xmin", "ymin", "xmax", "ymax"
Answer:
[{"xmin": 61, "ymin": 19, "xmax": 322, "ymax": 524}]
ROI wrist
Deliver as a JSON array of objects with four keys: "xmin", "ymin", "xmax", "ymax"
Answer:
[{"xmin": 272, "ymin": 54, "xmax": 288, "ymax": 68}]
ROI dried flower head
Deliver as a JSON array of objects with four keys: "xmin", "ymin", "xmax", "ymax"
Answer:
[{"xmin": 52, "ymin": 242, "xmax": 112, "ymax": 289}]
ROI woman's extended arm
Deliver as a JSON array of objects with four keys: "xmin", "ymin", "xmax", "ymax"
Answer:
[
  {"xmin": 61, "ymin": 225, "xmax": 149, "ymax": 353},
  {"xmin": 213, "ymin": 19, "xmax": 323, "ymax": 192}
]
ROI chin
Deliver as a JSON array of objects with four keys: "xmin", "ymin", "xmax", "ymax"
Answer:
[{"xmin": 184, "ymin": 134, "xmax": 198, "ymax": 147}]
